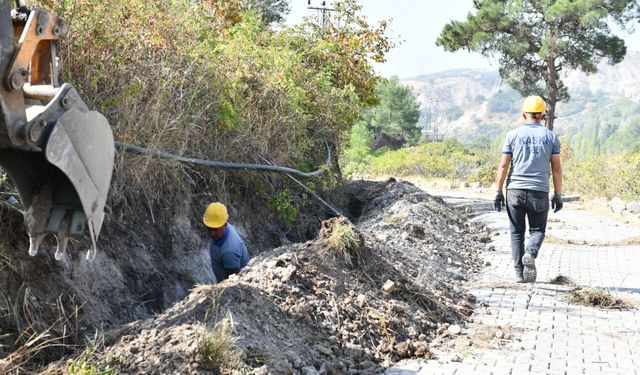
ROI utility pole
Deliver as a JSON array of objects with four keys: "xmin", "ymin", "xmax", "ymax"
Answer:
[
  {"xmin": 420, "ymin": 96, "xmax": 445, "ymax": 142},
  {"xmin": 307, "ymin": 0, "xmax": 334, "ymax": 28},
  {"xmin": 430, "ymin": 97, "xmax": 442, "ymax": 141}
]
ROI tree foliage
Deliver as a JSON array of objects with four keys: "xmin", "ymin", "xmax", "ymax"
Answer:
[
  {"xmin": 436, "ymin": 0, "xmax": 638, "ymax": 130},
  {"xmin": 571, "ymin": 99, "xmax": 640, "ymax": 160},
  {"xmin": 359, "ymin": 76, "xmax": 421, "ymax": 140},
  {"xmin": 320, "ymin": 0, "xmax": 394, "ymax": 106},
  {"xmin": 242, "ymin": 0, "xmax": 291, "ymax": 25},
  {"xmin": 43, "ymin": 0, "xmax": 392, "ymax": 226}
]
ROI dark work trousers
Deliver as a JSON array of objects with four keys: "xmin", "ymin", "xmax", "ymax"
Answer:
[{"xmin": 506, "ymin": 189, "xmax": 550, "ymax": 273}]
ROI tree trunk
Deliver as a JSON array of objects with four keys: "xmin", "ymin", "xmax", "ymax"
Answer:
[{"xmin": 545, "ymin": 56, "xmax": 558, "ymax": 131}]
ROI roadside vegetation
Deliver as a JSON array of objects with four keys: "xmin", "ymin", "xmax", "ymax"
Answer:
[
  {"xmin": 340, "ymin": 0, "xmax": 640, "ymax": 202},
  {"xmin": 342, "ymin": 71, "xmax": 640, "ymax": 202},
  {"xmin": 1, "ymin": 0, "xmax": 394, "ymax": 372},
  {"xmin": 47, "ymin": 0, "xmax": 392, "ymax": 228}
]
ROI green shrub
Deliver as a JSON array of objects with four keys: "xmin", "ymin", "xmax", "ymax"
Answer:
[
  {"xmin": 269, "ymin": 190, "xmax": 299, "ymax": 228},
  {"xmin": 469, "ymin": 164, "xmax": 497, "ymax": 187},
  {"xmin": 356, "ymin": 139, "xmax": 479, "ymax": 180},
  {"xmin": 33, "ymin": 0, "xmax": 391, "ymax": 228},
  {"xmin": 565, "ymin": 153, "xmax": 640, "ymax": 200},
  {"xmin": 67, "ymin": 358, "xmax": 118, "ymax": 375}
]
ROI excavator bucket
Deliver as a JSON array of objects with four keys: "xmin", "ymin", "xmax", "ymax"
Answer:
[{"xmin": 0, "ymin": 0, "xmax": 114, "ymax": 259}]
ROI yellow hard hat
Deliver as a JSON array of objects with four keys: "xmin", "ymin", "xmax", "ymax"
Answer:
[
  {"xmin": 522, "ymin": 96, "xmax": 546, "ymax": 113},
  {"xmin": 203, "ymin": 202, "xmax": 228, "ymax": 228}
]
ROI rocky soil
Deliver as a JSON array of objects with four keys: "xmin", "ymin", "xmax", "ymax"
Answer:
[{"xmin": 56, "ymin": 179, "xmax": 490, "ymax": 374}]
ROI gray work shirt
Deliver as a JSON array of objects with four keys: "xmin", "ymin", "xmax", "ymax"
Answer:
[
  {"xmin": 501, "ymin": 123, "xmax": 561, "ymax": 192},
  {"xmin": 209, "ymin": 223, "xmax": 250, "ymax": 282}
]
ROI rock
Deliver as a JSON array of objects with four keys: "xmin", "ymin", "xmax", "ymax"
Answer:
[
  {"xmin": 356, "ymin": 294, "xmax": 367, "ymax": 307},
  {"xmin": 413, "ymin": 341, "xmax": 430, "ymax": 357},
  {"xmin": 302, "ymin": 366, "xmax": 320, "ymax": 375},
  {"xmin": 608, "ymin": 197, "xmax": 626, "ymax": 215},
  {"xmin": 445, "ymin": 267, "xmax": 465, "ymax": 280},
  {"xmin": 319, "ymin": 362, "xmax": 347, "ymax": 375},
  {"xmin": 447, "ymin": 324, "xmax": 461, "ymax": 335},
  {"xmin": 280, "ymin": 265, "xmax": 297, "ymax": 282},
  {"xmin": 285, "ymin": 351, "xmax": 303, "ymax": 369},
  {"xmin": 382, "ymin": 280, "xmax": 397, "ymax": 294},
  {"xmin": 394, "ymin": 341, "xmax": 411, "ymax": 357},
  {"xmin": 314, "ymin": 344, "xmax": 333, "ymax": 356},
  {"xmin": 495, "ymin": 329, "xmax": 504, "ymax": 339},
  {"xmin": 627, "ymin": 201, "xmax": 640, "ymax": 213},
  {"xmin": 343, "ymin": 343, "xmax": 365, "ymax": 360},
  {"xmin": 260, "ymin": 360, "xmax": 294, "ymax": 375}
]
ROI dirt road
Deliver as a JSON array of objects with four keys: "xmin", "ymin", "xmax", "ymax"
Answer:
[{"xmin": 388, "ymin": 189, "xmax": 640, "ymax": 375}]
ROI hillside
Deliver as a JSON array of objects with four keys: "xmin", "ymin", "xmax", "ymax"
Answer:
[{"xmin": 401, "ymin": 51, "xmax": 640, "ymax": 147}]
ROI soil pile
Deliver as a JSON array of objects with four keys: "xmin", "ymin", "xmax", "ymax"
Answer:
[{"xmin": 80, "ymin": 180, "xmax": 488, "ymax": 374}]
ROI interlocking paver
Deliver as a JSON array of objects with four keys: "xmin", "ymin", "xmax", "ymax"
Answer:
[{"xmin": 387, "ymin": 196, "xmax": 640, "ymax": 375}]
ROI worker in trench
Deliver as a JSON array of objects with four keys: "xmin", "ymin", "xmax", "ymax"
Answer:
[
  {"xmin": 493, "ymin": 95, "xmax": 563, "ymax": 283},
  {"xmin": 203, "ymin": 202, "xmax": 250, "ymax": 282}
]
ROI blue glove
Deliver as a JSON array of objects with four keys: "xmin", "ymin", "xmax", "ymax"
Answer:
[
  {"xmin": 551, "ymin": 194, "xmax": 563, "ymax": 213},
  {"xmin": 494, "ymin": 191, "xmax": 504, "ymax": 212}
]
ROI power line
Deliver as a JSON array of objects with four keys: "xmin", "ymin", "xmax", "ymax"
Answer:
[{"xmin": 307, "ymin": 0, "xmax": 334, "ymax": 28}]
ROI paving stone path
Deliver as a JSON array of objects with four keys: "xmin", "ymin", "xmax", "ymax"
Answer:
[{"xmin": 387, "ymin": 193, "xmax": 640, "ymax": 375}]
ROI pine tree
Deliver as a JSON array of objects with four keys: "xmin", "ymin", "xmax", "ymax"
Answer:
[{"xmin": 437, "ymin": 0, "xmax": 638, "ymax": 130}]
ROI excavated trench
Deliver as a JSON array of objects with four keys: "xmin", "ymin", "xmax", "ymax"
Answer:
[{"xmin": 0, "ymin": 178, "xmax": 489, "ymax": 373}]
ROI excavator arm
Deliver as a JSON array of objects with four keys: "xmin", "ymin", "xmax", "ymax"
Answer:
[{"xmin": 0, "ymin": 0, "xmax": 114, "ymax": 260}]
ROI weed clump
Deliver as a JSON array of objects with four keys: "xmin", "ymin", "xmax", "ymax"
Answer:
[
  {"xmin": 196, "ymin": 296, "xmax": 241, "ymax": 373},
  {"xmin": 549, "ymin": 275, "xmax": 575, "ymax": 286},
  {"xmin": 567, "ymin": 287, "xmax": 636, "ymax": 310},
  {"xmin": 319, "ymin": 217, "xmax": 365, "ymax": 268}
]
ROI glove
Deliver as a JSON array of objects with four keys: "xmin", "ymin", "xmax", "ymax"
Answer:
[
  {"xmin": 551, "ymin": 194, "xmax": 563, "ymax": 213},
  {"xmin": 494, "ymin": 191, "xmax": 504, "ymax": 212}
]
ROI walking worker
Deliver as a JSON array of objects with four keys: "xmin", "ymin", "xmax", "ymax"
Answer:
[
  {"xmin": 203, "ymin": 202, "xmax": 250, "ymax": 282},
  {"xmin": 493, "ymin": 95, "xmax": 563, "ymax": 283}
]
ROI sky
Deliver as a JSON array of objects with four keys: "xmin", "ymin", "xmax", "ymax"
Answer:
[{"xmin": 287, "ymin": 0, "xmax": 640, "ymax": 79}]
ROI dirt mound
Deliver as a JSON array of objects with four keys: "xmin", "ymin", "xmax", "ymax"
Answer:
[{"xmin": 75, "ymin": 180, "xmax": 487, "ymax": 374}]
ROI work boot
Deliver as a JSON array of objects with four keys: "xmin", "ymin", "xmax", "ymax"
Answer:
[
  {"xmin": 522, "ymin": 252, "xmax": 537, "ymax": 283},
  {"xmin": 514, "ymin": 272, "xmax": 525, "ymax": 283}
]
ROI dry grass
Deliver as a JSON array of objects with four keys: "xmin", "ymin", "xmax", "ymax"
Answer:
[
  {"xmin": 544, "ymin": 234, "xmax": 640, "ymax": 247},
  {"xmin": 0, "ymin": 279, "xmax": 84, "ymax": 374},
  {"xmin": 567, "ymin": 287, "xmax": 637, "ymax": 310},
  {"xmin": 319, "ymin": 218, "xmax": 365, "ymax": 268},
  {"xmin": 383, "ymin": 212, "xmax": 409, "ymax": 224},
  {"xmin": 54, "ymin": 0, "xmax": 354, "ymax": 230},
  {"xmin": 462, "ymin": 324, "xmax": 522, "ymax": 350},
  {"xmin": 549, "ymin": 275, "xmax": 575, "ymax": 286},
  {"xmin": 196, "ymin": 293, "xmax": 242, "ymax": 373}
]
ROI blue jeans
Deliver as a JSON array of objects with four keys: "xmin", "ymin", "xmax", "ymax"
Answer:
[{"xmin": 506, "ymin": 189, "xmax": 549, "ymax": 274}]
